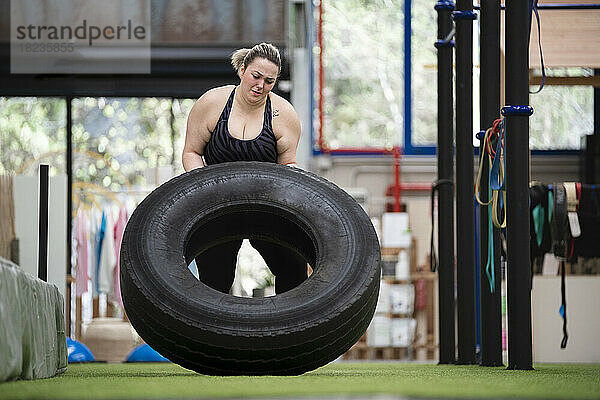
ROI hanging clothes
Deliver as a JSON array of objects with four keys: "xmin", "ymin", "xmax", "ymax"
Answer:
[
  {"xmin": 88, "ymin": 207, "xmax": 100, "ymax": 297},
  {"xmin": 98, "ymin": 210, "xmax": 116, "ymax": 294},
  {"xmin": 74, "ymin": 208, "xmax": 89, "ymax": 297},
  {"xmin": 70, "ymin": 213, "xmax": 78, "ymax": 284},
  {"xmin": 112, "ymin": 205, "xmax": 128, "ymax": 305},
  {"xmin": 93, "ymin": 211, "xmax": 106, "ymax": 295}
]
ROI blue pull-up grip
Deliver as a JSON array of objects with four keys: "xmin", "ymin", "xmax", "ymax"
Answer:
[
  {"xmin": 476, "ymin": 131, "xmax": 486, "ymax": 141},
  {"xmin": 452, "ymin": 11, "xmax": 477, "ymax": 20},
  {"xmin": 434, "ymin": 40, "xmax": 455, "ymax": 48},
  {"xmin": 434, "ymin": 1, "xmax": 455, "ymax": 11},
  {"xmin": 501, "ymin": 105, "xmax": 534, "ymax": 116}
]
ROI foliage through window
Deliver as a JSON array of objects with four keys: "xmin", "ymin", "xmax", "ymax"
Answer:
[
  {"xmin": 0, "ymin": 97, "xmax": 66, "ymax": 175},
  {"xmin": 529, "ymin": 69, "xmax": 594, "ymax": 150},
  {"xmin": 0, "ymin": 96, "xmax": 196, "ymax": 186},
  {"xmin": 411, "ymin": 0, "xmax": 438, "ymax": 147},
  {"xmin": 320, "ymin": 0, "xmax": 405, "ymax": 149},
  {"xmin": 320, "ymin": 4, "xmax": 594, "ymax": 153},
  {"xmin": 319, "ymin": 0, "xmax": 439, "ymax": 151}
]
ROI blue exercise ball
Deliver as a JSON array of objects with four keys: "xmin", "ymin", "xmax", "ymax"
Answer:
[
  {"xmin": 126, "ymin": 344, "xmax": 170, "ymax": 362},
  {"xmin": 66, "ymin": 338, "xmax": 95, "ymax": 362}
]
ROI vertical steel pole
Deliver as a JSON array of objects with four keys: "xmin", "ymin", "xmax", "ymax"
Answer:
[
  {"xmin": 504, "ymin": 0, "xmax": 534, "ymax": 371},
  {"xmin": 479, "ymin": 0, "xmax": 503, "ymax": 367},
  {"xmin": 454, "ymin": 0, "xmax": 477, "ymax": 365},
  {"xmin": 38, "ymin": 164, "xmax": 49, "ymax": 282},
  {"xmin": 66, "ymin": 96, "xmax": 73, "ymax": 337},
  {"xmin": 435, "ymin": 0, "xmax": 456, "ymax": 365}
]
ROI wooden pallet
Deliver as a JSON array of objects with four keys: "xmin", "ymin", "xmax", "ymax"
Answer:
[{"xmin": 342, "ymin": 345, "xmax": 412, "ymax": 360}]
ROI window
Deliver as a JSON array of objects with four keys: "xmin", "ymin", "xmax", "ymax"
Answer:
[
  {"xmin": 411, "ymin": 0, "xmax": 438, "ymax": 148},
  {"xmin": 319, "ymin": 0, "xmax": 405, "ymax": 150},
  {"xmin": 0, "ymin": 97, "xmax": 66, "ymax": 175},
  {"xmin": 529, "ymin": 69, "xmax": 594, "ymax": 150},
  {"xmin": 319, "ymin": 3, "xmax": 594, "ymax": 154},
  {"xmin": 318, "ymin": 0, "xmax": 438, "ymax": 154},
  {"xmin": 71, "ymin": 97, "xmax": 193, "ymax": 191},
  {"xmin": 0, "ymin": 95, "xmax": 196, "ymax": 202}
]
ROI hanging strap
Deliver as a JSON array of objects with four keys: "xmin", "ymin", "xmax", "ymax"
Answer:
[
  {"xmin": 564, "ymin": 182, "xmax": 582, "ymax": 238},
  {"xmin": 485, "ymin": 192, "xmax": 496, "ymax": 293},
  {"xmin": 551, "ymin": 184, "xmax": 569, "ymax": 258},
  {"xmin": 430, "ymin": 179, "xmax": 454, "ymax": 272},
  {"xmin": 560, "ymin": 260, "xmax": 568, "ymax": 349},
  {"xmin": 529, "ymin": 0, "xmax": 546, "ymax": 94},
  {"xmin": 475, "ymin": 128, "xmax": 493, "ymax": 206}
]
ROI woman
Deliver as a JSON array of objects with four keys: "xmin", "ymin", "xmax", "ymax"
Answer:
[
  {"xmin": 182, "ymin": 42, "xmax": 307, "ymax": 295},
  {"xmin": 182, "ymin": 42, "xmax": 300, "ymax": 169}
]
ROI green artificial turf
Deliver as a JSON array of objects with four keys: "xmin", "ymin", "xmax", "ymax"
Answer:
[{"xmin": 1, "ymin": 362, "xmax": 599, "ymax": 399}]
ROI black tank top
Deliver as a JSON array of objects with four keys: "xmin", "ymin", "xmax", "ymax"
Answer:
[{"xmin": 203, "ymin": 87, "xmax": 278, "ymax": 165}]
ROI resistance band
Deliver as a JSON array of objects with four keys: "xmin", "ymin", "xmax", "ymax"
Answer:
[
  {"xmin": 476, "ymin": 118, "xmax": 507, "ymax": 230},
  {"xmin": 475, "ymin": 118, "xmax": 508, "ymax": 292}
]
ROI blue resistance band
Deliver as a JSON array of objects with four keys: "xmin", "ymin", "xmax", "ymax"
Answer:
[
  {"xmin": 489, "ymin": 120, "xmax": 505, "ymax": 192},
  {"xmin": 485, "ymin": 179, "xmax": 495, "ymax": 293}
]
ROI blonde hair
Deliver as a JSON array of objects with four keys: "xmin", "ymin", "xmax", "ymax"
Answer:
[{"xmin": 231, "ymin": 43, "xmax": 281, "ymax": 75}]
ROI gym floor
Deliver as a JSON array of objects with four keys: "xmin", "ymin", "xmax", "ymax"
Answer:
[{"xmin": 2, "ymin": 362, "xmax": 599, "ymax": 399}]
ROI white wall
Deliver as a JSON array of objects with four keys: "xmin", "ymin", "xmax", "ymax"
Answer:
[
  {"xmin": 532, "ymin": 276, "xmax": 600, "ymax": 363},
  {"xmin": 315, "ymin": 154, "xmax": 580, "ymax": 216},
  {"xmin": 13, "ymin": 175, "xmax": 67, "ymax": 301},
  {"xmin": 313, "ymin": 154, "xmax": 581, "ymax": 268}
]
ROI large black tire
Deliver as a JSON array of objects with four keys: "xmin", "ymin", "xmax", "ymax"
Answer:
[{"xmin": 120, "ymin": 162, "xmax": 381, "ymax": 375}]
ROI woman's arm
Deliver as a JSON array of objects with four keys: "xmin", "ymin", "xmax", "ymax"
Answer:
[
  {"xmin": 182, "ymin": 93, "xmax": 216, "ymax": 171},
  {"xmin": 272, "ymin": 97, "xmax": 301, "ymax": 168}
]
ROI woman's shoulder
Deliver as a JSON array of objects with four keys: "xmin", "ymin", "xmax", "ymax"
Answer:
[
  {"xmin": 270, "ymin": 92, "xmax": 299, "ymax": 123},
  {"xmin": 269, "ymin": 92, "xmax": 299, "ymax": 121},
  {"xmin": 190, "ymin": 85, "xmax": 234, "ymax": 116},
  {"xmin": 188, "ymin": 85, "xmax": 235, "ymax": 130},
  {"xmin": 269, "ymin": 91, "xmax": 293, "ymax": 110},
  {"xmin": 197, "ymin": 85, "xmax": 235, "ymax": 106},
  {"xmin": 269, "ymin": 92, "xmax": 300, "ymax": 139}
]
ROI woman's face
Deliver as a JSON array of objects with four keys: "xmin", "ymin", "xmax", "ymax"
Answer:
[{"xmin": 239, "ymin": 57, "xmax": 279, "ymax": 104}]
